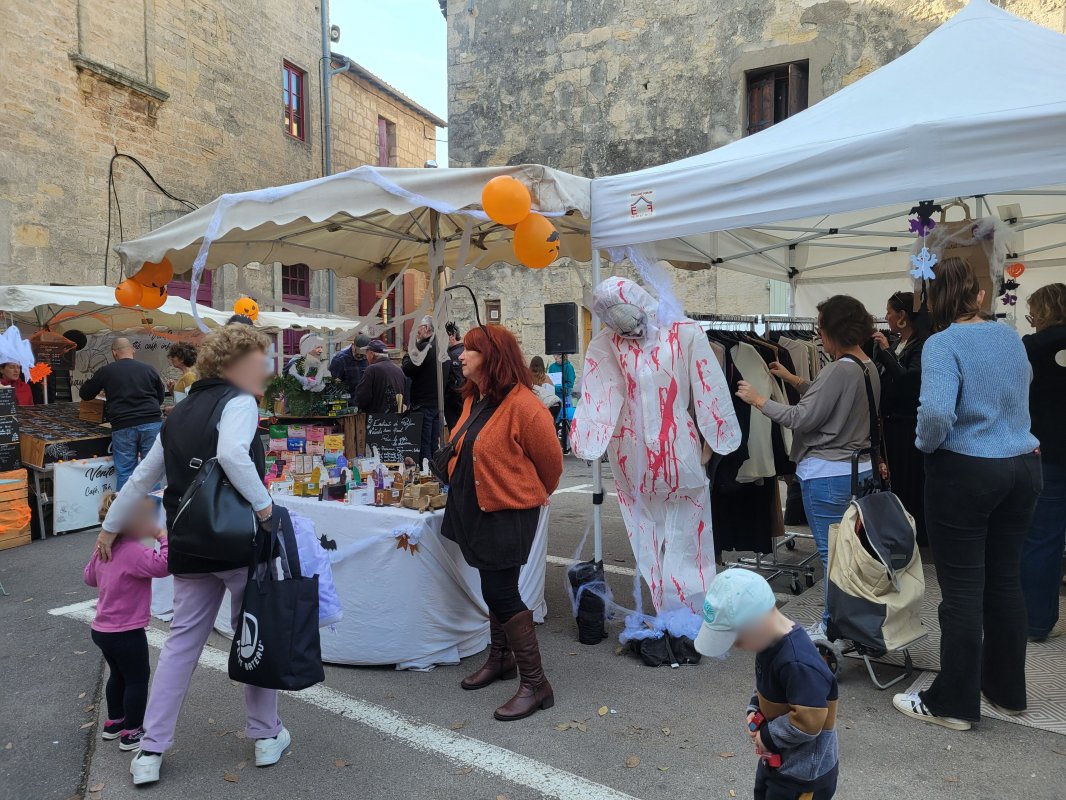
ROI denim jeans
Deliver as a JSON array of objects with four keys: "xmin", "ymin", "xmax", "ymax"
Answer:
[
  {"xmin": 798, "ymin": 471, "xmax": 869, "ymax": 628},
  {"xmin": 920, "ymin": 450, "xmax": 1041, "ymax": 721},
  {"xmin": 111, "ymin": 421, "xmax": 162, "ymax": 490},
  {"xmin": 1021, "ymin": 461, "xmax": 1066, "ymax": 639}
]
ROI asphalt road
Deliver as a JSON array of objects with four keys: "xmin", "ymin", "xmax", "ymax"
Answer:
[{"xmin": 2, "ymin": 457, "xmax": 1064, "ymax": 800}]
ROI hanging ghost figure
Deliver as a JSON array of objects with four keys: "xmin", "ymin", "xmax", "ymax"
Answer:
[{"xmin": 572, "ymin": 277, "xmax": 741, "ymax": 631}]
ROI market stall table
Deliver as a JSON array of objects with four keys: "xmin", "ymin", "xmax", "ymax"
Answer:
[{"xmin": 152, "ymin": 495, "xmax": 550, "ymax": 670}]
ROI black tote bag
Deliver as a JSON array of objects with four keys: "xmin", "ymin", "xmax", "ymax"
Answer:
[{"xmin": 228, "ymin": 507, "xmax": 325, "ymax": 691}]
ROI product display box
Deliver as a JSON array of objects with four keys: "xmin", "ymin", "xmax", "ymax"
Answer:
[
  {"xmin": 17, "ymin": 403, "xmax": 112, "ymax": 468},
  {"xmin": 79, "ymin": 399, "xmax": 106, "ymax": 423}
]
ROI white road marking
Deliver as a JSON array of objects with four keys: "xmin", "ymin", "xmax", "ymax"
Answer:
[
  {"xmin": 51, "ymin": 600, "xmax": 641, "ymax": 800},
  {"xmin": 551, "ymin": 483, "xmax": 592, "ymax": 495},
  {"xmin": 545, "ymin": 555, "xmax": 636, "ymax": 577}
]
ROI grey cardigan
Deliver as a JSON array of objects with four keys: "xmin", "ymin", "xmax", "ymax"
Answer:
[{"xmin": 760, "ymin": 358, "xmax": 880, "ymax": 466}]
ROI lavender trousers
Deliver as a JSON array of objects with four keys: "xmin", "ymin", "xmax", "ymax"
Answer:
[{"xmin": 141, "ymin": 568, "xmax": 283, "ymax": 752}]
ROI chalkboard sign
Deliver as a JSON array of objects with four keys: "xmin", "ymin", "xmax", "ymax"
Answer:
[{"xmin": 364, "ymin": 412, "xmax": 423, "ymax": 464}]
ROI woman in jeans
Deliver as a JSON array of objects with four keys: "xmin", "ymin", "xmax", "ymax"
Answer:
[
  {"xmin": 737, "ymin": 295, "xmax": 878, "ymax": 642},
  {"xmin": 1020, "ymin": 283, "xmax": 1066, "ymax": 642},
  {"xmin": 442, "ymin": 325, "xmax": 563, "ymax": 721},
  {"xmin": 94, "ymin": 325, "xmax": 286, "ymax": 785},
  {"xmin": 893, "ymin": 257, "xmax": 1040, "ymax": 730}
]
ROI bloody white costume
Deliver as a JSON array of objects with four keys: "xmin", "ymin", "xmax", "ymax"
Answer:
[{"xmin": 571, "ymin": 278, "xmax": 741, "ymax": 625}]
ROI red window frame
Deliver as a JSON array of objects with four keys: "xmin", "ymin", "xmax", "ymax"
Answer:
[
  {"xmin": 283, "ymin": 61, "xmax": 306, "ymax": 141},
  {"xmin": 282, "ymin": 264, "xmax": 311, "ymax": 357}
]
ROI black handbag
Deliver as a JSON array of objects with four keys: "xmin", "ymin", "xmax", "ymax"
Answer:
[
  {"xmin": 429, "ymin": 399, "xmax": 489, "ymax": 484},
  {"xmin": 170, "ymin": 456, "xmax": 258, "ymax": 565},
  {"xmin": 228, "ymin": 506, "xmax": 324, "ymax": 691}
]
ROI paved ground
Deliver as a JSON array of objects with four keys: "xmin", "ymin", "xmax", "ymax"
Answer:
[{"xmin": 2, "ymin": 457, "xmax": 1064, "ymax": 800}]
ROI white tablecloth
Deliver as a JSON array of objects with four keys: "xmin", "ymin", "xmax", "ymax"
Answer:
[{"xmin": 152, "ymin": 496, "xmax": 549, "ymax": 670}]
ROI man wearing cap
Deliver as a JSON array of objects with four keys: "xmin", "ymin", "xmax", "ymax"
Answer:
[
  {"xmin": 402, "ymin": 316, "xmax": 441, "ymax": 460},
  {"xmin": 329, "ymin": 333, "xmax": 371, "ymax": 401},
  {"xmin": 695, "ymin": 569, "xmax": 839, "ymax": 800},
  {"xmin": 353, "ymin": 340, "xmax": 406, "ymax": 415}
]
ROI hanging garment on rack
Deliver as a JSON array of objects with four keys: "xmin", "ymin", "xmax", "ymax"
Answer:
[
  {"xmin": 573, "ymin": 279, "xmax": 742, "ymax": 620},
  {"xmin": 778, "ymin": 336, "xmax": 812, "ymax": 383}
]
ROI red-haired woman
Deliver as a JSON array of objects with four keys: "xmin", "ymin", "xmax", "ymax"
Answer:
[{"xmin": 441, "ymin": 325, "xmax": 563, "ymax": 721}]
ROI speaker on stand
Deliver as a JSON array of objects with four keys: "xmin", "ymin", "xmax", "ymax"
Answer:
[{"xmin": 544, "ymin": 303, "xmax": 578, "ymax": 454}]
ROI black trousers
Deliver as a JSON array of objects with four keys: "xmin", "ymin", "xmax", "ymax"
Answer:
[
  {"xmin": 920, "ymin": 450, "xmax": 1041, "ymax": 721},
  {"xmin": 91, "ymin": 628, "xmax": 151, "ymax": 729},
  {"xmin": 754, "ymin": 763, "xmax": 837, "ymax": 799},
  {"xmin": 479, "ymin": 567, "xmax": 527, "ymax": 624}
]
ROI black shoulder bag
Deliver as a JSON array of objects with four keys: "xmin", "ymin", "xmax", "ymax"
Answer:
[
  {"xmin": 169, "ymin": 392, "xmax": 259, "ymax": 565},
  {"xmin": 429, "ymin": 399, "xmax": 489, "ymax": 484}
]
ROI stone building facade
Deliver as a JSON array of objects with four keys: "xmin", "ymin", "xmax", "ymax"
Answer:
[
  {"xmin": 0, "ymin": 1, "xmax": 444, "ymax": 352},
  {"xmin": 445, "ymin": 0, "xmax": 1065, "ymax": 363}
]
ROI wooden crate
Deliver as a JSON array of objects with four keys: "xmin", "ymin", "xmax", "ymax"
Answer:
[
  {"xmin": 0, "ymin": 467, "xmax": 30, "ymax": 550},
  {"xmin": 79, "ymin": 399, "xmax": 106, "ymax": 423}
]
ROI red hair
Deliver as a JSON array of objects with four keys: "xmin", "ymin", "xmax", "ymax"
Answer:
[{"xmin": 462, "ymin": 325, "xmax": 532, "ymax": 404}]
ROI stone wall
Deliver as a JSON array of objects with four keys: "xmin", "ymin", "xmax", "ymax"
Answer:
[
  {"xmin": 0, "ymin": 0, "xmax": 324, "ymax": 311},
  {"xmin": 445, "ymin": 0, "xmax": 1066, "ymax": 352}
]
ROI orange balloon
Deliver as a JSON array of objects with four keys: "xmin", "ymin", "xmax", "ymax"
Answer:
[
  {"xmin": 1005, "ymin": 262, "xmax": 1025, "ymax": 279},
  {"xmin": 233, "ymin": 297, "xmax": 259, "ymax": 321},
  {"xmin": 139, "ymin": 285, "xmax": 167, "ymax": 310},
  {"xmin": 513, "ymin": 213, "xmax": 560, "ymax": 269},
  {"xmin": 134, "ymin": 258, "xmax": 174, "ymax": 288},
  {"xmin": 115, "ymin": 279, "xmax": 144, "ymax": 308},
  {"xmin": 482, "ymin": 176, "xmax": 532, "ymax": 227}
]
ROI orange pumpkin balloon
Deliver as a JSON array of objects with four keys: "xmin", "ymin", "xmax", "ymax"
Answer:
[
  {"xmin": 134, "ymin": 258, "xmax": 174, "ymax": 288},
  {"xmin": 482, "ymin": 176, "xmax": 532, "ymax": 227},
  {"xmin": 233, "ymin": 297, "xmax": 259, "ymax": 321},
  {"xmin": 513, "ymin": 213, "xmax": 560, "ymax": 269},
  {"xmin": 139, "ymin": 285, "xmax": 168, "ymax": 310},
  {"xmin": 115, "ymin": 279, "xmax": 144, "ymax": 308},
  {"xmin": 1005, "ymin": 262, "xmax": 1025, "ymax": 279}
]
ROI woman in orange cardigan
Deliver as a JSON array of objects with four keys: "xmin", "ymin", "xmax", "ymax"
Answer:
[{"xmin": 441, "ymin": 324, "xmax": 563, "ymax": 721}]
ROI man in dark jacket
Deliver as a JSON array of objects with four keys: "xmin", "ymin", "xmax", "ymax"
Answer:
[
  {"xmin": 402, "ymin": 317, "xmax": 441, "ymax": 461},
  {"xmin": 329, "ymin": 333, "xmax": 370, "ymax": 402},
  {"xmin": 79, "ymin": 337, "xmax": 165, "ymax": 489},
  {"xmin": 444, "ymin": 322, "xmax": 465, "ymax": 429},
  {"xmin": 353, "ymin": 340, "xmax": 406, "ymax": 415}
]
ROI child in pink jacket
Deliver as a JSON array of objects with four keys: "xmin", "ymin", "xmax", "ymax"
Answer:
[{"xmin": 84, "ymin": 493, "xmax": 170, "ymax": 751}]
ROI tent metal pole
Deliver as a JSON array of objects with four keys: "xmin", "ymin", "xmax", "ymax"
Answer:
[
  {"xmin": 786, "ymin": 247, "xmax": 797, "ymax": 317},
  {"xmin": 429, "ymin": 210, "xmax": 445, "ymax": 446},
  {"xmin": 590, "ymin": 249, "xmax": 604, "ymax": 563}
]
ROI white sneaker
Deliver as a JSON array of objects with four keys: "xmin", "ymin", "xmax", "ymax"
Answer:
[
  {"xmin": 982, "ymin": 693, "xmax": 1025, "ymax": 717},
  {"xmin": 254, "ymin": 727, "xmax": 291, "ymax": 767},
  {"xmin": 892, "ymin": 692, "xmax": 971, "ymax": 731},
  {"xmin": 130, "ymin": 750, "xmax": 162, "ymax": 785}
]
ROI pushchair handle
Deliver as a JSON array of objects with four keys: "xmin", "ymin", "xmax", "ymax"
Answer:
[{"xmin": 850, "ymin": 446, "xmax": 887, "ymax": 499}]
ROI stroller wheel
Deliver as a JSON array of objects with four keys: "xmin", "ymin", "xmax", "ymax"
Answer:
[
  {"xmin": 785, "ymin": 538, "xmax": 797, "ymax": 551},
  {"xmin": 789, "ymin": 577, "xmax": 802, "ymax": 595},
  {"xmin": 805, "ymin": 573, "xmax": 815, "ymax": 588},
  {"xmin": 816, "ymin": 642, "xmax": 840, "ymax": 675}
]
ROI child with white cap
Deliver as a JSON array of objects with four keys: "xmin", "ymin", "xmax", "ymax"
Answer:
[{"xmin": 695, "ymin": 569, "xmax": 839, "ymax": 800}]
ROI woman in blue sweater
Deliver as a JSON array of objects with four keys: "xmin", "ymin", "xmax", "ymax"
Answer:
[{"xmin": 893, "ymin": 258, "xmax": 1041, "ymax": 731}]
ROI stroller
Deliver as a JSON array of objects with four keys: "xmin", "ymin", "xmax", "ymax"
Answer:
[{"xmin": 816, "ymin": 361, "xmax": 928, "ymax": 689}]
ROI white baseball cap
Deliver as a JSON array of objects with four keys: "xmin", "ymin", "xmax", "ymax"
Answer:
[{"xmin": 694, "ymin": 569, "xmax": 777, "ymax": 658}]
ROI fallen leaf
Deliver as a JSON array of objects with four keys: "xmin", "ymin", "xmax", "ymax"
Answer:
[
  {"xmin": 23, "ymin": 598, "xmax": 33, "ymax": 602},
  {"xmin": 568, "ymin": 651, "xmax": 577, "ymax": 656},
  {"xmin": 73, "ymin": 650, "xmax": 86, "ymax": 655},
  {"xmin": 384, "ymin": 692, "xmax": 395, "ymax": 699},
  {"xmin": 449, "ymin": 720, "xmax": 467, "ymax": 731},
  {"xmin": 237, "ymin": 761, "xmax": 247, "ymax": 770},
  {"xmin": 597, "ymin": 706, "xmax": 609, "ymax": 717},
  {"xmin": 89, "ymin": 782, "xmax": 105, "ymax": 792},
  {"xmin": 658, "ymin": 766, "xmax": 670, "ymax": 772},
  {"xmin": 78, "ymin": 692, "xmax": 86, "ymax": 700},
  {"xmin": 945, "ymin": 777, "xmax": 959, "ymax": 784},
  {"xmin": 84, "ymin": 704, "xmax": 95, "ymax": 713},
  {"xmin": 661, "ymin": 727, "xmax": 671, "ymax": 736},
  {"xmin": 729, "ymin": 791, "xmax": 737, "ymax": 798},
  {"xmin": 455, "ymin": 766, "xmax": 474, "ymax": 775},
  {"xmin": 234, "ymin": 731, "xmax": 246, "ymax": 739},
  {"xmin": 80, "ymin": 722, "xmax": 94, "ymax": 730},
  {"xmin": 334, "ymin": 759, "xmax": 350, "ymax": 768},
  {"xmin": 574, "ymin": 721, "xmax": 588, "ymax": 732},
  {"xmin": 223, "ymin": 772, "xmax": 239, "ymax": 783},
  {"xmin": 3, "ymin": 743, "xmax": 12, "ymax": 750},
  {"xmin": 625, "ymin": 755, "xmax": 641, "ymax": 768},
  {"xmin": 718, "ymin": 752, "xmax": 735, "ymax": 759},
  {"xmin": 208, "ymin": 718, "xmax": 215, "ymax": 724},
  {"xmin": 553, "ymin": 723, "xmax": 571, "ymax": 731},
  {"xmin": 496, "ymin": 795, "xmax": 508, "ymax": 800}
]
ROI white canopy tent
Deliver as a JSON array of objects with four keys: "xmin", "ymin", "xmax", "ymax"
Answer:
[
  {"xmin": 0, "ymin": 284, "xmax": 365, "ymax": 337},
  {"xmin": 590, "ymin": 0, "xmax": 1066, "ymax": 318}
]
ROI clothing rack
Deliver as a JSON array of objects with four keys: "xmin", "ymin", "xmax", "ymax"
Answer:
[{"xmin": 687, "ymin": 312, "xmax": 761, "ymax": 330}]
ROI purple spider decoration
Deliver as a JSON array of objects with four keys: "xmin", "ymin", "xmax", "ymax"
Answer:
[{"xmin": 908, "ymin": 217, "xmax": 936, "ymax": 237}]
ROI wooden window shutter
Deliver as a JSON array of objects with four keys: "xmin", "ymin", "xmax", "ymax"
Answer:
[
  {"xmin": 746, "ymin": 73, "xmax": 775, "ymax": 136},
  {"xmin": 787, "ymin": 63, "xmax": 809, "ymax": 117}
]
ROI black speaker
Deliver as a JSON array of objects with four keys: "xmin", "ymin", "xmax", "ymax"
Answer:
[{"xmin": 544, "ymin": 302, "xmax": 579, "ymax": 355}]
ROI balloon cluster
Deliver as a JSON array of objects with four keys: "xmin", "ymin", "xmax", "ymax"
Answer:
[
  {"xmin": 115, "ymin": 258, "xmax": 173, "ymax": 309},
  {"xmin": 480, "ymin": 176, "xmax": 561, "ymax": 269}
]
